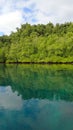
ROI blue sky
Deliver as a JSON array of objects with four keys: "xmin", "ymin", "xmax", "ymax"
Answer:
[{"xmin": 0, "ymin": 0, "xmax": 73, "ymax": 35}]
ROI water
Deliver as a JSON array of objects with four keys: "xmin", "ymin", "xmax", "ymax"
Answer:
[{"xmin": 0, "ymin": 64, "xmax": 73, "ymax": 130}]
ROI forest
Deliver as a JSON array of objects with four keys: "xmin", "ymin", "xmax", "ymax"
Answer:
[{"xmin": 0, "ymin": 22, "xmax": 73, "ymax": 63}]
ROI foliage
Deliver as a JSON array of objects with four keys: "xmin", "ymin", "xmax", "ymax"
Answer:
[{"xmin": 0, "ymin": 22, "xmax": 73, "ymax": 63}]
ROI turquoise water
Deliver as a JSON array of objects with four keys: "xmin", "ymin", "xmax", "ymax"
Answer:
[{"xmin": 0, "ymin": 64, "xmax": 73, "ymax": 130}]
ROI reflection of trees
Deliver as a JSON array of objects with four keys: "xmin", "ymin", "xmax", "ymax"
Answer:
[{"xmin": 0, "ymin": 64, "xmax": 73, "ymax": 101}]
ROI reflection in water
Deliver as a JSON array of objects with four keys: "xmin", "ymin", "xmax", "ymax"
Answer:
[
  {"xmin": 0, "ymin": 86, "xmax": 23, "ymax": 110},
  {"xmin": 0, "ymin": 64, "xmax": 73, "ymax": 130}
]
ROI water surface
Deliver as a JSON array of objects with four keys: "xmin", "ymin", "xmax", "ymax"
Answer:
[{"xmin": 0, "ymin": 64, "xmax": 73, "ymax": 130}]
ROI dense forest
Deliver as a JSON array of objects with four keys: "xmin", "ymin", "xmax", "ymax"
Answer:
[{"xmin": 0, "ymin": 22, "xmax": 73, "ymax": 63}]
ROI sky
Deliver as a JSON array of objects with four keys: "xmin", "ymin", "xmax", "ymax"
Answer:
[{"xmin": 0, "ymin": 0, "xmax": 73, "ymax": 35}]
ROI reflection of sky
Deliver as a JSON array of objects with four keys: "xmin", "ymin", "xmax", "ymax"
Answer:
[
  {"xmin": 0, "ymin": 86, "xmax": 23, "ymax": 110},
  {"xmin": 0, "ymin": 86, "xmax": 73, "ymax": 130}
]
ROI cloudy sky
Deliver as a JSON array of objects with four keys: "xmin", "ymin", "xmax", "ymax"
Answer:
[{"xmin": 0, "ymin": 0, "xmax": 73, "ymax": 35}]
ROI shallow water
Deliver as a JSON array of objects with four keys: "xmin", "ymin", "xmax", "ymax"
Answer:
[{"xmin": 0, "ymin": 64, "xmax": 73, "ymax": 130}]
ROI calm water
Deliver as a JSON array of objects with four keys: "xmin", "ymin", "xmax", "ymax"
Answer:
[{"xmin": 0, "ymin": 64, "xmax": 73, "ymax": 130}]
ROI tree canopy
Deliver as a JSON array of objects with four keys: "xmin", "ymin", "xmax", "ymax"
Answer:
[{"xmin": 0, "ymin": 22, "xmax": 73, "ymax": 63}]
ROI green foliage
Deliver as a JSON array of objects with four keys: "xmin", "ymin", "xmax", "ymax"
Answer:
[{"xmin": 0, "ymin": 22, "xmax": 73, "ymax": 63}]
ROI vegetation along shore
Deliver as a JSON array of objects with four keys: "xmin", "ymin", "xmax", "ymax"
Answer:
[{"xmin": 0, "ymin": 22, "xmax": 73, "ymax": 64}]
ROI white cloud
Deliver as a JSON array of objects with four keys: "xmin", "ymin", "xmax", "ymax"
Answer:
[
  {"xmin": 28, "ymin": 0, "xmax": 73, "ymax": 24},
  {"xmin": 0, "ymin": 11, "xmax": 24, "ymax": 35},
  {"xmin": 0, "ymin": 0, "xmax": 26, "ymax": 35},
  {"xmin": 0, "ymin": 0, "xmax": 73, "ymax": 35}
]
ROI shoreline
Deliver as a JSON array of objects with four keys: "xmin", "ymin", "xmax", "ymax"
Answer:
[{"xmin": 0, "ymin": 62, "xmax": 73, "ymax": 64}]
